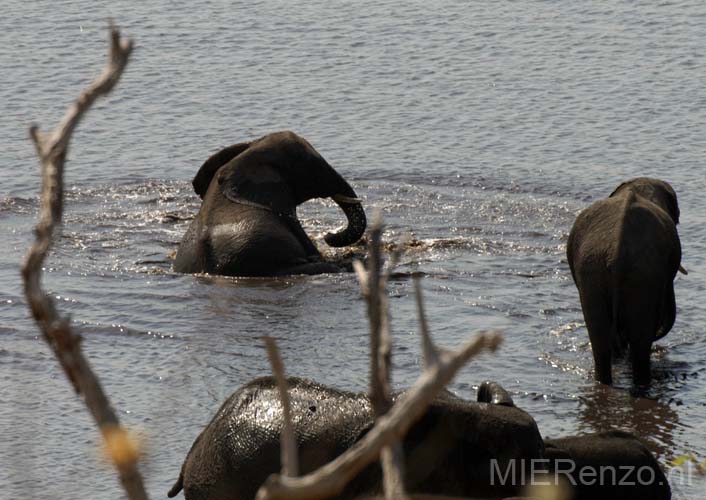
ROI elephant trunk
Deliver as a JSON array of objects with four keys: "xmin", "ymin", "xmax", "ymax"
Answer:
[
  {"xmin": 477, "ymin": 381, "xmax": 515, "ymax": 407},
  {"xmin": 324, "ymin": 193, "xmax": 367, "ymax": 247}
]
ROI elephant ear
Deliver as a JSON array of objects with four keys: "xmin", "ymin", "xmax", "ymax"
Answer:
[
  {"xmin": 217, "ymin": 160, "xmax": 296, "ymax": 216},
  {"xmin": 192, "ymin": 142, "xmax": 252, "ymax": 199},
  {"xmin": 655, "ymin": 181, "xmax": 680, "ymax": 224}
]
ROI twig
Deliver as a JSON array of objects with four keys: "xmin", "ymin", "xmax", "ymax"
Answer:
[
  {"xmin": 255, "ymin": 331, "xmax": 502, "ymax": 500},
  {"xmin": 414, "ymin": 277, "xmax": 439, "ymax": 368},
  {"xmin": 383, "ymin": 231, "xmax": 411, "ymax": 280},
  {"xmin": 361, "ymin": 212, "xmax": 408, "ymax": 499},
  {"xmin": 263, "ymin": 336, "xmax": 299, "ymax": 477},
  {"xmin": 20, "ymin": 24, "xmax": 146, "ymax": 500},
  {"xmin": 257, "ymin": 217, "xmax": 504, "ymax": 500}
]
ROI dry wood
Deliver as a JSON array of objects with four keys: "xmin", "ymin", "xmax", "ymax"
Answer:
[
  {"xmin": 255, "ymin": 327, "xmax": 502, "ymax": 500},
  {"xmin": 263, "ymin": 336, "xmax": 299, "ymax": 477},
  {"xmin": 20, "ymin": 24, "xmax": 146, "ymax": 500},
  {"xmin": 258, "ymin": 214, "xmax": 502, "ymax": 500},
  {"xmin": 414, "ymin": 277, "xmax": 439, "ymax": 368},
  {"xmin": 357, "ymin": 213, "xmax": 408, "ymax": 499}
]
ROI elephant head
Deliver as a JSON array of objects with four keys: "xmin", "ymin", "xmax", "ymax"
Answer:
[
  {"xmin": 191, "ymin": 131, "xmax": 366, "ymax": 247},
  {"xmin": 609, "ymin": 177, "xmax": 686, "ymax": 277},
  {"xmin": 609, "ymin": 177, "xmax": 680, "ymax": 225}
]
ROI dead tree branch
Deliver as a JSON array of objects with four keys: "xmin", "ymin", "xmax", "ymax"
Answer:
[
  {"xmin": 258, "ymin": 215, "xmax": 503, "ymax": 500},
  {"xmin": 255, "ymin": 331, "xmax": 502, "ymax": 500},
  {"xmin": 263, "ymin": 336, "xmax": 299, "ymax": 477},
  {"xmin": 414, "ymin": 277, "xmax": 439, "ymax": 368},
  {"xmin": 20, "ymin": 24, "xmax": 146, "ymax": 500},
  {"xmin": 356, "ymin": 212, "xmax": 408, "ymax": 499},
  {"xmin": 257, "ymin": 216, "xmax": 503, "ymax": 500}
]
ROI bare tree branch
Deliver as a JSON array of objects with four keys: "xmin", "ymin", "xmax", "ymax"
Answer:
[
  {"xmin": 360, "ymin": 212, "xmax": 408, "ymax": 499},
  {"xmin": 258, "ymin": 212, "xmax": 503, "ymax": 500},
  {"xmin": 414, "ymin": 277, "xmax": 439, "ymax": 368},
  {"xmin": 383, "ymin": 231, "xmax": 411, "ymax": 281},
  {"xmin": 255, "ymin": 329, "xmax": 502, "ymax": 500},
  {"xmin": 263, "ymin": 336, "xmax": 299, "ymax": 478},
  {"xmin": 20, "ymin": 24, "xmax": 146, "ymax": 500}
]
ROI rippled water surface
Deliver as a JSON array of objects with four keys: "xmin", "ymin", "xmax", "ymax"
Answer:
[{"xmin": 2, "ymin": 1, "xmax": 706, "ymax": 499}]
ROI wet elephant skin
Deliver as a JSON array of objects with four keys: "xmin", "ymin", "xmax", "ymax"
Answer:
[{"xmin": 168, "ymin": 377, "xmax": 544, "ymax": 500}]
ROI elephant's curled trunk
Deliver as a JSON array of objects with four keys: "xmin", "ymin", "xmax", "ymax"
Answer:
[
  {"xmin": 477, "ymin": 380, "xmax": 515, "ymax": 407},
  {"xmin": 324, "ymin": 194, "xmax": 367, "ymax": 247}
]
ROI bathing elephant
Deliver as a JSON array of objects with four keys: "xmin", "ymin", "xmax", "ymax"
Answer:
[
  {"xmin": 173, "ymin": 131, "xmax": 367, "ymax": 277},
  {"xmin": 566, "ymin": 177, "xmax": 684, "ymax": 385},
  {"xmin": 168, "ymin": 377, "xmax": 544, "ymax": 500},
  {"xmin": 544, "ymin": 431, "xmax": 671, "ymax": 500}
]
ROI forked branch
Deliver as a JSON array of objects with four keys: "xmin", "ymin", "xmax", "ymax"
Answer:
[
  {"xmin": 255, "ymin": 331, "xmax": 502, "ymax": 500},
  {"xmin": 20, "ymin": 24, "xmax": 146, "ymax": 500},
  {"xmin": 355, "ymin": 212, "xmax": 408, "ymax": 499},
  {"xmin": 257, "ymin": 216, "xmax": 503, "ymax": 500}
]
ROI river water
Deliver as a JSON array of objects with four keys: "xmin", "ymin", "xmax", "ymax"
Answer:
[{"xmin": 1, "ymin": 1, "xmax": 705, "ymax": 499}]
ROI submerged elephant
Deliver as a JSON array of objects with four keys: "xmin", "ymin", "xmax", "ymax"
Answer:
[
  {"xmin": 544, "ymin": 431, "xmax": 671, "ymax": 500},
  {"xmin": 566, "ymin": 177, "xmax": 685, "ymax": 385},
  {"xmin": 168, "ymin": 377, "xmax": 545, "ymax": 499},
  {"xmin": 173, "ymin": 131, "xmax": 366, "ymax": 277}
]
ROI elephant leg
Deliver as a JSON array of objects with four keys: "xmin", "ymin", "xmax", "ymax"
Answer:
[
  {"xmin": 281, "ymin": 213, "xmax": 322, "ymax": 258},
  {"xmin": 578, "ymin": 287, "xmax": 614, "ymax": 384},
  {"xmin": 611, "ymin": 330, "xmax": 628, "ymax": 358},
  {"xmin": 620, "ymin": 288, "xmax": 661, "ymax": 386},
  {"xmin": 630, "ymin": 342, "xmax": 652, "ymax": 387},
  {"xmin": 655, "ymin": 283, "xmax": 676, "ymax": 340}
]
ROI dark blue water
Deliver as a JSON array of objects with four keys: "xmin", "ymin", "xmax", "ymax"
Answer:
[{"xmin": 2, "ymin": 1, "xmax": 705, "ymax": 498}]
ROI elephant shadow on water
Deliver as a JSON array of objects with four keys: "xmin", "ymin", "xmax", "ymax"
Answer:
[
  {"xmin": 577, "ymin": 383, "xmax": 679, "ymax": 462},
  {"xmin": 173, "ymin": 131, "xmax": 367, "ymax": 278},
  {"xmin": 168, "ymin": 377, "xmax": 671, "ymax": 500}
]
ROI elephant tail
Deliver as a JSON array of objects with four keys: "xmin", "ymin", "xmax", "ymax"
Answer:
[{"xmin": 167, "ymin": 469, "xmax": 184, "ymax": 497}]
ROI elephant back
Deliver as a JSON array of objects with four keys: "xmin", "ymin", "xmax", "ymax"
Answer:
[
  {"xmin": 399, "ymin": 392, "xmax": 544, "ymax": 497},
  {"xmin": 179, "ymin": 377, "xmax": 375, "ymax": 500},
  {"xmin": 544, "ymin": 431, "xmax": 671, "ymax": 500},
  {"xmin": 175, "ymin": 378, "xmax": 546, "ymax": 500}
]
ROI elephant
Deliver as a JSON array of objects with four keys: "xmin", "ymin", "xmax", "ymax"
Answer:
[
  {"xmin": 173, "ymin": 131, "xmax": 367, "ymax": 277},
  {"xmin": 544, "ymin": 431, "xmax": 671, "ymax": 500},
  {"xmin": 566, "ymin": 177, "xmax": 685, "ymax": 385},
  {"xmin": 168, "ymin": 377, "xmax": 545, "ymax": 500}
]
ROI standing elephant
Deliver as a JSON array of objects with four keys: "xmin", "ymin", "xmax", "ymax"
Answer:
[
  {"xmin": 173, "ymin": 131, "xmax": 367, "ymax": 277},
  {"xmin": 168, "ymin": 377, "xmax": 545, "ymax": 500},
  {"xmin": 566, "ymin": 177, "xmax": 685, "ymax": 385}
]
